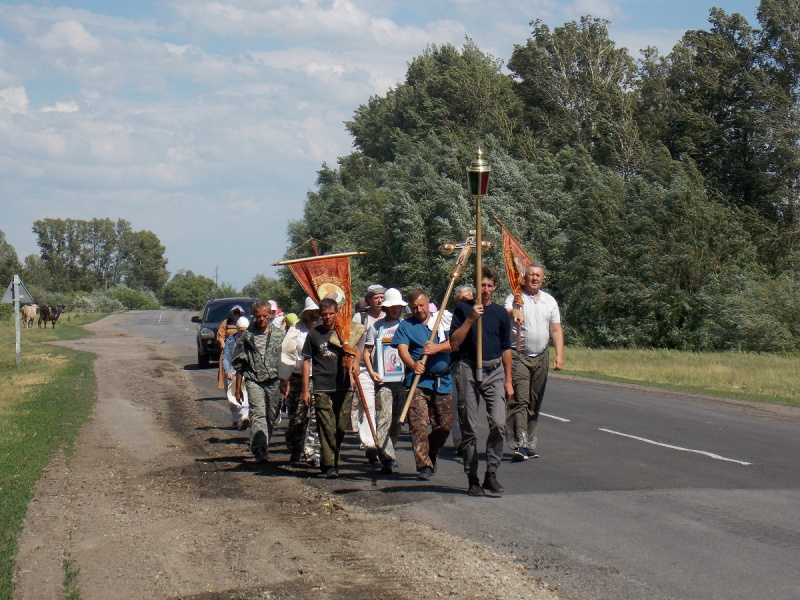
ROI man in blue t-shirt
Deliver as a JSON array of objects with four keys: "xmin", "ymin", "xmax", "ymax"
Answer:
[
  {"xmin": 391, "ymin": 288, "xmax": 453, "ymax": 481},
  {"xmin": 449, "ymin": 266, "xmax": 513, "ymax": 496}
]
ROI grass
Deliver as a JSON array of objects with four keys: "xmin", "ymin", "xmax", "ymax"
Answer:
[
  {"xmin": 0, "ymin": 312, "xmax": 104, "ymax": 600},
  {"xmin": 563, "ymin": 346, "xmax": 800, "ymax": 407}
]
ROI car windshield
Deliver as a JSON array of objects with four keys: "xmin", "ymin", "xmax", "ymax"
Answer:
[{"xmin": 205, "ymin": 302, "xmax": 254, "ymax": 322}]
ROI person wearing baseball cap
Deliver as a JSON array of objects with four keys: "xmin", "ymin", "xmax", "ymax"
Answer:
[{"xmin": 353, "ymin": 284, "xmax": 386, "ymax": 461}]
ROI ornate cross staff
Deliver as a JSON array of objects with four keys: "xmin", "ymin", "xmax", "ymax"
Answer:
[{"xmin": 398, "ymin": 231, "xmax": 477, "ymax": 424}]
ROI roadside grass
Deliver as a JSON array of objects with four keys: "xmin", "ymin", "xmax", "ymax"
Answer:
[
  {"xmin": 0, "ymin": 313, "xmax": 104, "ymax": 600},
  {"xmin": 564, "ymin": 346, "xmax": 800, "ymax": 407}
]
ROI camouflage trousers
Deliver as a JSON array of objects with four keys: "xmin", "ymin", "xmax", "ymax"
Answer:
[
  {"xmin": 407, "ymin": 387, "xmax": 452, "ymax": 470},
  {"xmin": 314, "ymin": 389, "xmax": 353, "ymax": 470},
  {"xmin": 374, "ymin": 382, "xmax": 405, "ymax": 462},
  {"xmin": 284, "ymin": 375, "xmax": 320, "ymax": 464},
  {"xmin": 244, "ymin": 377, "xmax": 280, "ymax": 455}
]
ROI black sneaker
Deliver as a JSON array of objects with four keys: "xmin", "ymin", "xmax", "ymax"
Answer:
[
  {"xmin": 324, "ymin": 467, "xmax": 339, "ymax": 479},
  {"xmin": 380, "ymin": 460, "xmax": 393, "ymax": 475},
  {"xmin": 289, "ymin": 450, "xmax": 303, "ymax": 465},
  {"xmin": 253, "ymin": 447, "xmax": 268, "ymax": 464},
  {"xmin": 467, "ymin": 477, "xmax": 485, "ymax": 496},
  {"xmin": 512, "ymin": 448, "xmax": 528, "ymax": 462},
  {"xmin": 528, "ymin": 449, "xmax": 540, "ymax": 459},
  {"xmin": 416, "ymin": 467, "xmax": 433, "ymax": 481},
  {"xmin": 482, "ymin": 471, "xmax": 504, "ymax": 494}
]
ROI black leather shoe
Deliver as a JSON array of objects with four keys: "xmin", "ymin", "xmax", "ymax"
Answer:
[
  {"xmin": 253, "ymin": 447, "xmax": 268, "ymax": 464},
  {"xmin": 467, "ymin": 477, "xmax": 485, "ymax": 496},
  {"xmin": 482, "ymin": 471, "xmax": 504, "ymax": 494}
]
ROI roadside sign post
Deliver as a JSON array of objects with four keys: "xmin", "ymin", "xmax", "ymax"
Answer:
[{"xmin": 1, "ymin": 274, "xmax": 36, "ymax": 367}]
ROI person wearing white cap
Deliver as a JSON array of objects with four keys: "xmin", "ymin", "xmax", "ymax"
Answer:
[
  {"xmin": 279, "ymin": 297, "xmax": 321, "ymax": 466},
  {"xmin": 352, "ymin": 283, "xmax": 386, "ymax": 461},
  {"xmin": 222, "ymin": 316, "xmax": 250, "ymax": 429},
  {"xmin": 362, "ymin": 287, "xmax": 407, "ymax": 474}
]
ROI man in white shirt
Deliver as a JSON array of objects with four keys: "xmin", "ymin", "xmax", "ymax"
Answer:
[{"xmin": 505, "ymin": 264, "xmax": 564, "ymax": 461}]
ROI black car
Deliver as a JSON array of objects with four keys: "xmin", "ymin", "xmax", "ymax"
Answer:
[{"xmin": 191, "ymin": 297, "xmax": 255, "ymax": 368}]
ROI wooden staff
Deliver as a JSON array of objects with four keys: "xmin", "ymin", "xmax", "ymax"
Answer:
[
  {"xmin": 399, "ymin": 235, "xmax": 475, "ymax": 424},
  {"xmin": 350, "ymin": 367, "xmax": 379, "ymax": 446}
]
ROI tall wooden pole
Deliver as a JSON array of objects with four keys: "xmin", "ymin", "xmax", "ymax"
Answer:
[{"xmin": 467, "ymin": 149, "xmax": 491, "ymax": 382}]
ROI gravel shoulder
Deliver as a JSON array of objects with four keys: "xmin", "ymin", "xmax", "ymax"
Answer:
[{"xmin": 13, "ymin": 313, "xmax": 559, "ymax": 600}]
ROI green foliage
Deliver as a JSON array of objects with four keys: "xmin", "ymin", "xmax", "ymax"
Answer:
[
  {"xmin": 346, "ymin": 41, "xmax": 526, "ymax": 162},
  {"xmin": 561, "ymin": 151, "xmax": 759, "ymax": 349},
  {"xmin": 508, "ymin": 18, "xmax": 640, "ymax": 170},
  {"xmin": 241, "ymin": 274, "xmax": 295, "ymax": 310},
  {"xmin": 30, "ymin": 218, "xmax": 168, "ymax": 293},
  {"xmin": 160, "ymin": 270, "xmax": 216, "ymax": 309},
  {"xmin": 0, "ymin": 231, "xmax": 22, "ymax": 288},
  {"xmin": 108, "ymin": 285, "xmax": 160, "ymax": 310}
]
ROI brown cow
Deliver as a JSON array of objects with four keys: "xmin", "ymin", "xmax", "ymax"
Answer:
[
  {"xmin": 38, "ymin": 304, "xmax": 65, "ymax": 328},
  {"xmin": 21, "ymin": 304, "xmax": 38, "ymax": 328}
]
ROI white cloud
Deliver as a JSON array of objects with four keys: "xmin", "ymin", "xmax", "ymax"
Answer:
[
  {"xmin": 563, "ymin": 0, "xmax": 624, "ymax": 23},
  {"xmin": 0, "ymin": 86, "xmax": 29, "ymax": 113},
  {"xmin": 41, "ymin": 101, "xmax": 80, "ymax": 113},
  {"xmin": 35, "ymin": 19, "xmax": 102, "ymax": 54}
]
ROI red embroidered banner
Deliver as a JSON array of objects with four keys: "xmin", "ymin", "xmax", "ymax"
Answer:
[
  {"xmin": 497, "ymin": 218, "xmax": 534, "ymax": 307},
  {"xmin": 275, "ymin": 252, "xmax": 363, "ymax": 353}
]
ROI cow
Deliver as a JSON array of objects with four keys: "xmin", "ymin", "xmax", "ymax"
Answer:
[
  {"xmin": 38, "ymin": 304, "xmax": 66, "ymax": 328},
  {"xmin": 21, "ymin": 304, "xmax": 38, "ymax": 328}
]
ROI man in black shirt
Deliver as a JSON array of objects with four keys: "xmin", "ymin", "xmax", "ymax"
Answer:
[
  {"xmin": 301, "ymin": 298, "xmax": 361, "ymax": 478},
  {"xmin": 449, "ymin": 266, "xmax": 513, "ymax": 496}
]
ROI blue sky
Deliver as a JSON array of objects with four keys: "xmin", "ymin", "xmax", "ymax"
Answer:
[{"xmin": 0, "ymin": 0, "xmax": 761, "ymax": 291}]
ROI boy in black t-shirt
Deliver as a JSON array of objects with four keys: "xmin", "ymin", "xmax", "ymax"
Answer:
[{"xmin": 301, "ymin": 298, "xmax": 361, "ymax": 478}]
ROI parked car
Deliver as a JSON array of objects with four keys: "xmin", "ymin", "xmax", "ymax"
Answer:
[{"xmin": 191, "ymin": 297, "xmax": 255, "ymax": 368}]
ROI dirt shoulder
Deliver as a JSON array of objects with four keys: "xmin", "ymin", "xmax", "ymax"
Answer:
[{"xmin": 13, "ymin": 313, "xmax": 558, "ymax": 600}]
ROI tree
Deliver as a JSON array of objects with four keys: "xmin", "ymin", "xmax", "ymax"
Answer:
[
  {"xmin": 160, "ymin": 271, "xmax": 216, "ymax": 310},
  {"xmin": 508, "ymin": 18, "xmax": 640, "ymax": 170},
  {"xmin": 121, "ymin": 230, "xmax": 169, "ymax": 293},
  {"xmin": 346, "ymin": 40, "xmax": 526, "ymax": 162},
  {"xmin": 0, "ymin": 230, "xmax": 22, "ymax": 288},
  {"xmin": 241, "ymin": 274, "xmax": 296, "ymax": 312},
  {"xmin": 561, "ymin": 149, "xmax": 758, "ymax": 349}
]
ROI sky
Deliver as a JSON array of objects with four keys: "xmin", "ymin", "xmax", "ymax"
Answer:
[{"xmin": 0, "ymin": 0, "xmax": 762, "ymax": 291}]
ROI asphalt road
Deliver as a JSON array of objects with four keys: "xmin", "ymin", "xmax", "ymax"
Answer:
[{"xmin": 152, "ymin": 310, "xmax": 800, "ymax": 600}]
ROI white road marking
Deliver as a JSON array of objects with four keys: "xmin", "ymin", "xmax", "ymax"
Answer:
[
  {"xmin": 599, "ymin": 428, "xmax": 752, "ymax": 466},
  {"xmin": 541, "ymin": 412, "xmax": 571, "ymax": 423}
]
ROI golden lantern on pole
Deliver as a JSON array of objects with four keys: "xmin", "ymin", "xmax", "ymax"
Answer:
[{"xmin": 466, "ymin": 148, "xmax": 491, "ymax": 381}]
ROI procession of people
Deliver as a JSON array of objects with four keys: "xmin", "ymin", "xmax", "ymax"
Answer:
[{"xmin": 221, "ymin": 259, "xmax": 563, "ymax": 496}]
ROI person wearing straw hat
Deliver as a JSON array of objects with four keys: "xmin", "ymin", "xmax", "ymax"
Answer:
[
  {"xmin": 391, "ymin": 288, "xmax": 453, "ymax": 481},
  {"xmin": 362, "ymin": 287, "xmax": 407, "ymax": 475},
  {"xmin": 279, "ymin": 297, "xmax": 321, "ymax": 466},
  {"xmin": 222, "ymin": 316, "xmax": 250, "ymax": 429}
]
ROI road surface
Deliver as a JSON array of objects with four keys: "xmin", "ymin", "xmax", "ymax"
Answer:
[{"xmin": 168, "ymin": 309, "xmax": 800, "ymax": 599}]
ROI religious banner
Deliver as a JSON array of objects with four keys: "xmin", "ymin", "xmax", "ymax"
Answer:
[
  {"xmin": 495, "ymin": 216, "xmax": 535, "ymax": 308},
  {"xmin": 273, "ymin": 252, "xmax": 364, "ymax": 354}
]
